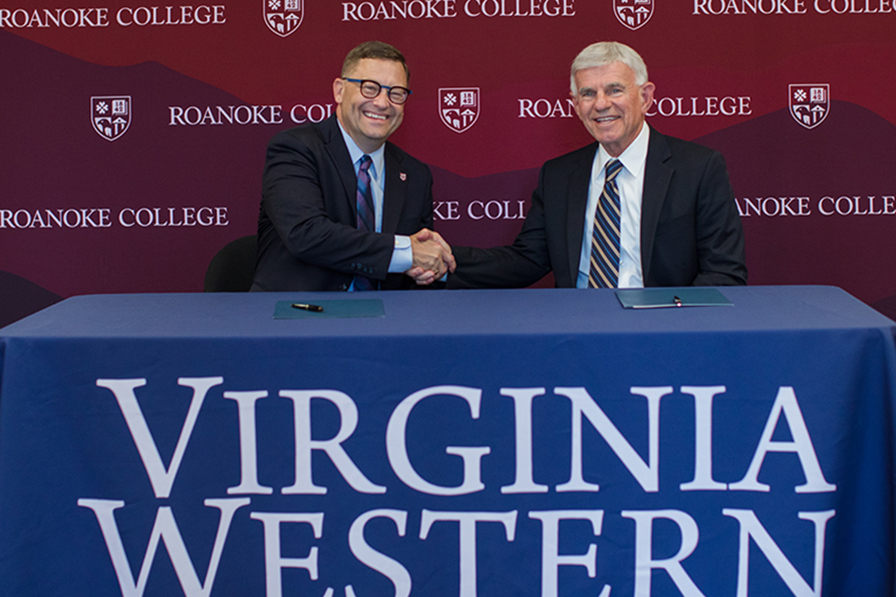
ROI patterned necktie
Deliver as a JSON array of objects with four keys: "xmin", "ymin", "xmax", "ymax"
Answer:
[
  {"xmin": 354, "ymin": 155, "xmax": 375, "ymax": 291},
  {"xmin": 588, "ymin": 158, "xmax": 623, "ymax": 288}
]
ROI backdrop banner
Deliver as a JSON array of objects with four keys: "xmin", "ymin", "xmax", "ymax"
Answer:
[{"xmin": 1, "ymin": 3, "xmax": 895, "ymax": 312}]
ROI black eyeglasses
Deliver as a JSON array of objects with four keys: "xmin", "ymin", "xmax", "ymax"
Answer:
[{"xmin": 343, "ymin": 78, "xmax": 412, "ymax": 105}]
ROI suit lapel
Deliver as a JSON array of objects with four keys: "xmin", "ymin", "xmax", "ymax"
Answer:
[
  {"xmin": 566, "ymin": 144, "xmax": 598, "ymax": 283},
  {"xmin": 321, "ymin": 116, "xmax": 359, "ymax": 216},
  {"xmin": 381, "ymin": 144, "xmax": 407, "ymax": 234},
  {"xmin": 640, "ymin": 131, "xmax": 673, "ymax": 283}
]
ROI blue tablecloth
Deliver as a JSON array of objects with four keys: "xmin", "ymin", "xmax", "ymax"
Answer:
[{"xmin": 1, "ymin": 286, "xmax": 894, "ymax": 596}]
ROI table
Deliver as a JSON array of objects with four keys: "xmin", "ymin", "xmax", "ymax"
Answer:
[{"xmin": 1, "ymin": 287, "xmax": 894, "ymax": 597}]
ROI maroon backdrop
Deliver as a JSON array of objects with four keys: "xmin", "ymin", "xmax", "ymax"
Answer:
[{"xmin": 2, "ymin": 1, "xmax": 895, "ymax": 323}]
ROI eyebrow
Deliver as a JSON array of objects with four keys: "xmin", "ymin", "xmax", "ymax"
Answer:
[{"xmin": 578, "ymin": 82, "xmax": 627, "ymax": 95}]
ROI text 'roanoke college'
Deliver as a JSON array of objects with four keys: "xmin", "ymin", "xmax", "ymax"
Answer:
[
  {"xmin": 693, "ymin": 0, "xmax": 896, "ymax": 14},
  {"xmin": 737, "ymin": 195, "xmax": 896, "ymax": 217},
  {"xmin": 0, "ymin": 207, "xmax": 229, "ymax": 229},
  {"xmin": 341, "ymin": 0, "xmax": 576, "ymax": 21},
  {"xmin": 0, "ymin": 5, "xmax": 225, "ymax": 28}
]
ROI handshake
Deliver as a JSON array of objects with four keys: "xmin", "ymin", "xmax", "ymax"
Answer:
[{"xmin": 405, "ymin": 228, "xmax": 456, "ymax": 285}]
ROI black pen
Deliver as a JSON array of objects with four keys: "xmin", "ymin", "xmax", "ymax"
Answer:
[{"xmin": 292, "ymin": 303, "xmax": 324, "ymax": 312}]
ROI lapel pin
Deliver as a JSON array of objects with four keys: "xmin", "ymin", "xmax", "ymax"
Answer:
[{"xmin": 400, "ymin": 172, "xmax": 407, "ymax": 181}]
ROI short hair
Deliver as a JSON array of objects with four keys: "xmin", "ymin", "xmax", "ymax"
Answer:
[
  {"xmin": 570, "ymin": 41, "xmax": 648, "ymax": 94},
  {"xmin": 341, "ymin": 41, "xmax": 410, "ymax": 84}
]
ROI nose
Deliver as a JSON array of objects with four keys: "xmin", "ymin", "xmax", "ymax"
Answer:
[
  {"xmin": 371, "ymin": 88, "xmax": 391, "ymax": 108},
  {"xmin": 593, "ymin": 90, "xmax": 611, "ymax": 111}
]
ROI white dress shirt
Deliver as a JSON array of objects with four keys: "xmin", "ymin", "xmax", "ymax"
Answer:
[{"xmin": 576, "ymin": 123, "xmax": 651, "ymax": 289}]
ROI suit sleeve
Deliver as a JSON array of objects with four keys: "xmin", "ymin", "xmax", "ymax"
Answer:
[
  {"xmin": 692, "ymin": 151, "xmax": 747, "ymax": 286},
  {"xmin": 448, "ymin": 166, "xmax": 554, "ymax": 289},
  {"xmin": 261, "ymin": 130, "xmax": 394, "ymax": 280}
]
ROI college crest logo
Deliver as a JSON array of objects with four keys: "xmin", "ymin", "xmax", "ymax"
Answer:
[
  {"xmin": 264, "ymin": 0, "xmax": 303, "ymax": 37},
  {"xmin": 91, "ymin": 96, "xmax": 131, "ymax": 141},
  {"xmin": 789, "ymin": 84, "xmax": 830, "ymax": 129},
  {"xmin": 439, "ymin": 88, "xmax": 480, "ymax": 133},
  {"xmin": 615, "ymin": 0, "xmax": 653, "ymax": 31}
]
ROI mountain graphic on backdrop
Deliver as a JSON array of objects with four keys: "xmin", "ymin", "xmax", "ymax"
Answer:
[{"xmin": 2, "ymin": 30, "xmax": 895, "ymax": 324}]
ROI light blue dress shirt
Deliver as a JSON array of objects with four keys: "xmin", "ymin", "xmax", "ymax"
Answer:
[{"xmin": 337, "ymin": 122, "xmax": 413, "ymax": 283}]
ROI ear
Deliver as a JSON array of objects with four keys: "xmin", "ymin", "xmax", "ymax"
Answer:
[
  {"xmin": 639, "ymin": 82, "xmax": 656, "ymax": 114},
  {"xmin": 333, "ymin": 77, "xmax": 345, "ymax": 104}
]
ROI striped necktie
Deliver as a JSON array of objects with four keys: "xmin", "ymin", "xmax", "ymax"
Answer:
[
  {"xmin": 354, "ymin": 155, "xmax": 375, "ymax": 291},
  {"xmin": 588, "ymin": 158, "xmax": 623, "ymax": 288}
]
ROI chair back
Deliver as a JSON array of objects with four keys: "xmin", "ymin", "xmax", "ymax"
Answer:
[{"xmin": 204, "ymin": 235, "xmax": 257, "ymax": 292}]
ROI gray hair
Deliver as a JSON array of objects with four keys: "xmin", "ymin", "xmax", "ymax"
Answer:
[{"xmin": 570, "ymin": 41, "xmax": 649, "ymax": 94}]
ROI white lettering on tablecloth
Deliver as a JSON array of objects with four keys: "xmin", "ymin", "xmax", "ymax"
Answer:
[{"xmin": 79, "ymin": 378, "xmax": 837, "ymax": 597}]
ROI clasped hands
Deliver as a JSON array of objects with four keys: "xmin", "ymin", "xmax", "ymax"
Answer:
[{"xmin": 406, "ymin": 229, "xmax": 456, "ymax": 285}]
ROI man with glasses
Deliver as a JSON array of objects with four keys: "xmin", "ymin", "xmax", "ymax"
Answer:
[
  {"xmin": 445, "ymin": 41, "xmax": 746, "ymax": 290},
  {"xmin": 252, "ymin": 41, "xmax": 454, "ymax": 291}
]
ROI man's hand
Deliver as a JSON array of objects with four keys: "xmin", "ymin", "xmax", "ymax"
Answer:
[{"xmin": 406, "ymin": 229, "xmax": 456, "ymax": 285}]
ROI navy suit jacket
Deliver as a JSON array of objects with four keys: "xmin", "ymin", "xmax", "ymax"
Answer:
[
  {"xmin": 252, "ymin": 115, "xmax": 434, "ymax": 291},
  {"xmin": 447, "ymin": 130, "xmax": 747, "ymax": 288}
]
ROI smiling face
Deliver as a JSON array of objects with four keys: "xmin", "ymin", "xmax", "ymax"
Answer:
[
  {"xmin": 333, "ymin": 58, "xmax": 407, "ymax": 154},
  {"xmin": 572, "ymin": 61, "xmax": 655, "ymax": 157}
]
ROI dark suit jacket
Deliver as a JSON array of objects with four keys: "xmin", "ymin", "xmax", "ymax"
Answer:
[
  {"xmin": 447, "ymin": 130, "xmax": 747, "ymax": 288},
  {"xmin": 252, "ymin": 115, "xmax": 435, "ymax": 291}
]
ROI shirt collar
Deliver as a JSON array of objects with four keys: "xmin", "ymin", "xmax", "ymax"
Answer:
[
  {"xmin": 336, "ymin": 120, "xmax": 386, "ymax": 183},
  {"xmin": 597, "ymin": 123, "xmax": 650, "ymax": 178}
]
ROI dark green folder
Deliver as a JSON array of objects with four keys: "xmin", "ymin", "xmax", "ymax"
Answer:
[{"xmin": 615, "ymin": 288, "xmax": 733, "ymax": 309}]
